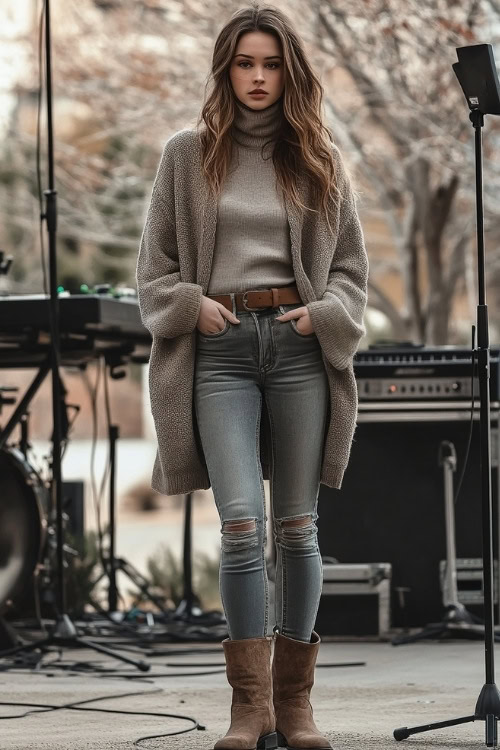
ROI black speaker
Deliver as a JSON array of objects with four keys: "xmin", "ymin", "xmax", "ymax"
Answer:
[{"xmin": 317, "ymin": 411, "xmax": 500, "ymax": 628}]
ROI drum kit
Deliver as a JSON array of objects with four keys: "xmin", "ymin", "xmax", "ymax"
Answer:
[{"xmin": 0, "ymin": 389, "xmax": 50, "ymax": 635}]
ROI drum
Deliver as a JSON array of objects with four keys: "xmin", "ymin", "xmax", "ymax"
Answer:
[{"xmin": 0, "ymin": 447, "xmax": 49, "ymax": 610}]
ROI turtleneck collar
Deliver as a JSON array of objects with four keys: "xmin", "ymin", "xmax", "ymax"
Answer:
[{"xmin": 231, "ymin": 96, "xmax": 282, "ymax": 151}]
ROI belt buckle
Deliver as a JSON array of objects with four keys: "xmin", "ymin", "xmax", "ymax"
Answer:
[{"xmin": 242, "ymin": 291, "xmax": 264, "ymax": 312}]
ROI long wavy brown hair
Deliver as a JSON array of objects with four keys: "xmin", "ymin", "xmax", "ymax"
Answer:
[{"xmin": 196, "ymin": 3, "xmax": 348, "ymax": 239}]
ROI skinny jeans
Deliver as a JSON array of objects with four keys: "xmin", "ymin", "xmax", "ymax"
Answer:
[{"xmin": 193, "ymin": 296, "xmax": 329, "ymax": 642}]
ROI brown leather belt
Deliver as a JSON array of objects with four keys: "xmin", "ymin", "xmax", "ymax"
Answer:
[{"xmin": 207, "ymin": 284, "xmax": 302, "ymax": 313}]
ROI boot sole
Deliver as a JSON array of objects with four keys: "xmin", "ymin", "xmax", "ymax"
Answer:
[
  {"xmin": 276, "ymin": 729, "xmax": 332, "ymax": 749},
  {"xmin": 257, "ymin": 731, "xmax": 279, "ymax": 749},
  {"xmin": 214, "ymin": 731, "xmax": 278, "ymax": 750}
]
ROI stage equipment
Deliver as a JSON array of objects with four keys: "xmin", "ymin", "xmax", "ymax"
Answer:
[
  {"xmin": 0, "ymin": 446, "xmax": 49, "ymax": 612},
  {"xmin": 355, "ymin": 344, "xmax": 500, "ymax": 403},
  {"xmin": 0, "ymin": 292, "xmax": 151, "ymax": 371},
  {"xmin": 319, "ymin": 356, "xmax": 500, "ymax": 629},
  {"xmin": 62, "ymin": 480, "xmax": 85, "ymax": 541},
  {"xmin": 392, "ymin": 439, "xmax": 500, "ymax": 644},
  {"xmin": 91, "ymin": 422, "xmax": 171, "ymax": 615},
  {"xmin": 0, "ymin": 290, "xmax": 214, "ymax": 628},
  {"xmin": 0, "ymin": 0, "xmax": 149, "ymax": 671},
  {"xmin": 173, "ymin": 491, "xmax": 209, "ymax": 623},
  {"xmin": 392, "ymin": 42, "xmax": 500, "ymax": 747},
  {"xmin": 316, "ymin": 562, "xmax": 391, "ymax": 639}
]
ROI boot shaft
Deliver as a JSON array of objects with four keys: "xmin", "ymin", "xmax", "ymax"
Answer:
[
  {"xmin": 214, "ymin": 635, "xmax": 277, "ymax": 750},
  {"xmin": 272, "ymin": 630, "xmax": 320, "ymax": 704},
  {"xmin": 222, "ymin": 635, "xmax": 273, "ymax": 706},
  {"xmin": 272, "ymin": 631, "xmax": 332, "ymax": 749}
]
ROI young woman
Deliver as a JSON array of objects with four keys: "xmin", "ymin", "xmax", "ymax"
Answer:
[{"xmin": 136, "ymin": 4, "xmax": 369, "ymax": 750}]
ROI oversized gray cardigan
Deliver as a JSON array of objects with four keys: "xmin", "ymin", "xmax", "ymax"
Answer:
[{"xmin": 135, "ymin": 129, "xmax": 369, "ymax": 496}]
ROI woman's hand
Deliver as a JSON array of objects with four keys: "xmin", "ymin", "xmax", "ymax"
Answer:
[
  {"xmin": 196, "ymin": 295, "xmax": 240, "ymax": 335},
  {"xmin": 275, "ymin": 306, "xmax": 314, "ymax": 335}
]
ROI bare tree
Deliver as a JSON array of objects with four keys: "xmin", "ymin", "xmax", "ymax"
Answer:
[
  {"xmin": 3, "ymin": 0, "xmax": 500, "ymax": 348},
  {"xmin": 0, "ymin": 0, "xmax": 232, "ymax": 291},
  {"xmin": 313, "ymin": 0, "xmax": 500, "ymax": 344}
]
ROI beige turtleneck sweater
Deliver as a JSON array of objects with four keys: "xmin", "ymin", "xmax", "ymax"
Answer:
[{"xmin": 207, "ymin": 96, "xmax": 295, "ymax": 294}]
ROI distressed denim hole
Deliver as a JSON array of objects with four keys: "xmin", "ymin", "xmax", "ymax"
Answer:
[
  {"xmin": 275, "ymin": 515, "xmax": 318, "ymax": 549},
  {"xmin": 282, "ymin": 515, "xmax": 312, "ymax": 529},
  {"xmin": 221, "ymin": 518, "xmax": 259, "ymax": 552}
]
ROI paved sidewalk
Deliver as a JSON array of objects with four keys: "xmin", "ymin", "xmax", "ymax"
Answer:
[{"xmin": 0, "ymin": 638, "xmax": 496, "ymax": 749}]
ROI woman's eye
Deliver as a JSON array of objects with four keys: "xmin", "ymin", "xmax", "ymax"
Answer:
[{"xmin": 238, "ymin": 62, "xmax": 279, "ymax": 69}]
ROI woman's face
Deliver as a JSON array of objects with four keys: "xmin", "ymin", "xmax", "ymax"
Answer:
[{"xmin": 229, "ymin": 30, "xmax": 285, "ymax": 110}]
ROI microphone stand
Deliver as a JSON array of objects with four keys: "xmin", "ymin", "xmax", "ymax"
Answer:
[
  {"xmin": 393, "ymin": 44, "xmax": 500, "ymax": 745},
  {"xmin": 174, "ymin": 492, "xmax": 203, "ymax": 619},
  {"xmin": 0, "ymin": 0, "xmax": 148, "ymax": 672}
]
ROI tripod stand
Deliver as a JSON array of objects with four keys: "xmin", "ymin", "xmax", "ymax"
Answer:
[
  {"xmin": 93, "ymin": 420, "xmax": 171, "ymax": 616},
  {"xmin": 0, "ymin": 0, "xmax": 148, "ymax": 672},
  {"xmin": 95, "ymin": 419, "xmax": 213, "ymax": 626},
  {"xmin": 393, "ymin": 43, "xmax": 500, "ymax": 746}
]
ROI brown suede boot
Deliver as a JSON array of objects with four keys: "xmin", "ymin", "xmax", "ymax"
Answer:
[
  {"xmin": 214, "ymin": 635, "xmax": 278, "ymax": 750},
  {"xmin": 272, "ymin": 630, "xmax": 332, "ymax": 750}
]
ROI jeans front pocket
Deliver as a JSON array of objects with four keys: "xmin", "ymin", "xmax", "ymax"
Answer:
[
  {"xmin": 196, "ymin": 317, "xmax": 231, "ymax": 338},
  {"xmin": 278, "ymin": 304, "xmax": 317, "ymax": 338}
]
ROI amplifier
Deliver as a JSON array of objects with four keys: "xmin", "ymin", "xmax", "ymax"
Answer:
[
  {"xmin": 354, "ymin": 345, "xmax": 500, "ymax": 403},
  {"xmin": 317, "ymin": 405, "xmax": 500, "ymax": 629}
]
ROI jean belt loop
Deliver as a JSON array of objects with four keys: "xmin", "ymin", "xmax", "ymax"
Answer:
[{"xmin": 271, "ymin": 287, "xmax": 279, "ymax": 308}]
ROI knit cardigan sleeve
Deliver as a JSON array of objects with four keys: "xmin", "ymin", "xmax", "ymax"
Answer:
[
  {"xmin": 306, "ymin": 146, "xmax": 369, "ymax": 371},
  {"xmin": 135, "ymin": 134, "xmax": 203, "ymax": 338}
]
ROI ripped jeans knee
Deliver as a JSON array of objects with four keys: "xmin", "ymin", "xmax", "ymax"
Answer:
[
  {"xmin": 273, "ymin": 513, "xmax": 318, "ymax": 550},
  {"xmin": 220, "ymin": 517, "xmax": 261, "ymax": 553}
]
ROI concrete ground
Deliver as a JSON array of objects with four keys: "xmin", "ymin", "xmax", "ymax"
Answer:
[{"xmin": 0, "ymin": 634, "xmax": 498, "ymax": 750}]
